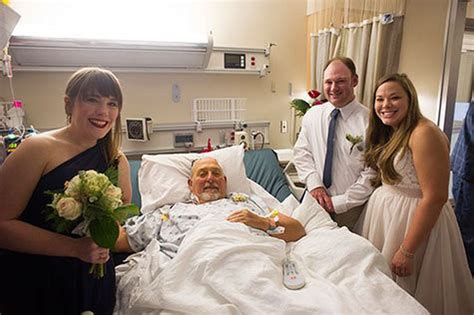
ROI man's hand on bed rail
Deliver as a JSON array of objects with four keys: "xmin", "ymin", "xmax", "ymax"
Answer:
[{"xmin": 226, "ymin": 209, "xmax": 306, "ymax": 242}]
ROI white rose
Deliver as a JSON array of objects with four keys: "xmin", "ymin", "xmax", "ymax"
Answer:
[
  {"xmin": 65, "ymin": 175, "xmax": 82, "ymax": 199},
  {"xmin": 104, "ymin": 184, "xmax": 122, "ymax": 200},
  {"xmin": 103, "ymin": 185, "xmax": 123, "ymax": 209},
  {"xmin": 51, "ymin": 193, "xmax": 62, "ymax": 208},
  {"xmin": 56, "ymin": 197, "xmax": 82, "ymax": 220}
]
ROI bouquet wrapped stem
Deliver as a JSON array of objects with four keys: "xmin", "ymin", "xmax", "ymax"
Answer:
[{"xmin": 89, "ymin": 263, "xmax": 105, "ymax": 279}]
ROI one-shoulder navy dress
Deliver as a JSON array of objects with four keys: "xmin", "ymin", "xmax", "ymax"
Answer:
[{"xmin": 0, "ymin": 140, "xmax": 116, "ymax": 315}]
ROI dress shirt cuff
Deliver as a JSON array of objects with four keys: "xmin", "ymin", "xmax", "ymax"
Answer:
[
  {"xmin": 306, "ymin": 174, "xmax": 324, "ymax": 192},
  {"xmin": 332, "ymin": 195, "xmax": 348, "ymax": 214}
]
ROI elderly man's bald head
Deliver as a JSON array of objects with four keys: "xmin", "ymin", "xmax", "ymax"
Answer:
[{"xmin": 188, "ymin": 157, "xmax": 227, "ymax": 203}]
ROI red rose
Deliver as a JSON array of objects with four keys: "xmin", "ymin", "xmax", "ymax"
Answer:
[{"xmin": 308, "ymin": 90, "xmax": 321, "ymax": 99}]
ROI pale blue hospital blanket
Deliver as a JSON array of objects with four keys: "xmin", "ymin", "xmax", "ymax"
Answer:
[{"xmin": 124, "ymin": 193, "xmax": 271, "ymax": 256}]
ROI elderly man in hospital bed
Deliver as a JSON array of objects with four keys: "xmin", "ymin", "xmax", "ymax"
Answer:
[
  {"xmin": 113, "ymin": 146, "xmax": 428, "ymax": 314},
  {"xmin": 115, "ymin": 157, "xmax": 306, "ymax": 254}
]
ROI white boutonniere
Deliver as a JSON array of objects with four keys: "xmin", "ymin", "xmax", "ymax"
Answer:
[
  {"xmin": 345, "ymin": 134, "xmax": 364, "ymax": 154},
  {"xmin": 231, "ymin": 193, "xmax": 249, "ymax": 202}
]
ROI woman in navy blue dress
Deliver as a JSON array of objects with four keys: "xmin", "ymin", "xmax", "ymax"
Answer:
[{"xmin": 0, "ymin": 67, "xmax": 132, "ymax": 315}]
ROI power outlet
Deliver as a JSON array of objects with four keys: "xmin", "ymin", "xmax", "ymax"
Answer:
[{"xmin": 280, "ymin": 120, "xmax": 288, "ymax": 133}]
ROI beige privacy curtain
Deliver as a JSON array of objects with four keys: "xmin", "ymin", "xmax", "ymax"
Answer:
[{"xmin": 308, "ymin": 0, "xmax": 406, "ymax": 107}]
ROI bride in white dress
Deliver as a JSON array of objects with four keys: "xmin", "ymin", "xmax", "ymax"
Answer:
[{"xmin": 356, "ymin": 73, "xmax": 474, "ymax": 315}]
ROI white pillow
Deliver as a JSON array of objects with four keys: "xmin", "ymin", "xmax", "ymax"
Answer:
[
  {"xmin": 292, "ymin": 194, "xmax": 337, "ymax": 232},
  {"xmin": 138, "ymin": 145, "xmax": 250, "ymax": 213}
]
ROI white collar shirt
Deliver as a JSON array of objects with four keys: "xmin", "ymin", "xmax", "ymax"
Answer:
[{"xmin": 293, "ymin": 99, "xmax": 375, "ymax": 214}]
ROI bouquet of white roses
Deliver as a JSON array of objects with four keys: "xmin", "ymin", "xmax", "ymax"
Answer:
[{"xmin": 46, "ymin": 167, "xmax": 139, "ymax": 278}]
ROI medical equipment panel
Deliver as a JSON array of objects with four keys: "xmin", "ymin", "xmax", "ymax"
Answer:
[
  {"xmin": 174, "ymin": 133, "xmax": 194, "ymax": 148},
  {"xmin": 224, "ymin": 53, "xmax": 245, "ymax": 69}
]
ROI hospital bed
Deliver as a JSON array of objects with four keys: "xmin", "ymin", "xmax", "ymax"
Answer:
[
  {"xmin": 116, "ymin": 145, "xmax": 427, "ymax": 314},
  {"xmin": 128, "ymin": 148, "xmax": 292, "ymax": 208}
]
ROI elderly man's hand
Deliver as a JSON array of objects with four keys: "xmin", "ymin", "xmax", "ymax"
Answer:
[
  {"xmin": 310, "ymin": 187, "xmax": 334, "ymax": 213},
  {"xmin": 226, "ymin": 209, "xmax": 269, "ymax": 231}
]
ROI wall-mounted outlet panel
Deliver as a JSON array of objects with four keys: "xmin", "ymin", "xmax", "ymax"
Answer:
[
  {"xmin": 172, "ymin": 83, "xmax": 181, "ymax": 103},
  {"xmin": 174, "ymin": 133, "xmax": 194, "ymax": 147},
  {"xmin": 280, "ymin": 120, "xmax": 288, "ymax": 133}
]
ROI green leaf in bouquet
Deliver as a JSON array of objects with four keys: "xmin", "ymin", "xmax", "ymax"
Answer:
[
  {"xmin": 44, "ymin": 189, "xmax": 63, "ymax": 196},
  {"xmin": 44, "ymin": 211, "xmax": 79, "ymax": 233},
  {"xmin": 56, "ymin": 220, "xmax": 75, "ymax": 233},
  {"xmin": 104, "ymin": 165, "xmax": 119, "ymax": 187},
  {"xmin": 89, "ymin": 215, "xmax": 119, "ymax": 249},
  {"xmin": 83, "ymin": 203, "xmax": 104, "ymax": 220},
  {"xmin": 112, "ymin": 204, "xmax": 140, "ymax": 224}
]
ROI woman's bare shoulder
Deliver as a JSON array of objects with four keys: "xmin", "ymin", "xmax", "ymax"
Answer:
[
  {"xmin": 411, "ymin": 118, "xmax": 447, "ymax": 141},
  {"xmin": 18, "ymin": 130, "xmax": 64, "ymax": 152},
  {"xmin": 409, "ymin": 118, "xmax": 449, "ymax": 152},
  {"xmin": 4, "ymin": 129, "xmax": 71, "ymax": 171}
]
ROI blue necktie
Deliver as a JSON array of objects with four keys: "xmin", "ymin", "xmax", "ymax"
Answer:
[{"xmin": 323, "ymin": 108, "xmax": 340, "ymax": 188}]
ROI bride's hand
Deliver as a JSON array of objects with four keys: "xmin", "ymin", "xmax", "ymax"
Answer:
[{"xmin": 391, "ymin": 249, "xmax": 413, "ymax": 277}]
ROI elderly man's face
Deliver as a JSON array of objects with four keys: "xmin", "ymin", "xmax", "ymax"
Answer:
[{"xmin": 188, "ymin": 158, "xmax": 227, "ymax": 203}]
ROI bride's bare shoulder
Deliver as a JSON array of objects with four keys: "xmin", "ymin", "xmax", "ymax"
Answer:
[
  {"xmin": 409, "ymin": 118, "xmax": 449, "ymax": 151},
  {"xmin": 413, "ymin": 118, "xmax": 447, "ymax": 138}
]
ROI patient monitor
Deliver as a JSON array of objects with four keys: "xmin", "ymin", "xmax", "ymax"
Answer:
[{"xmin": 126, "ymin": 117, "xmax": 153, "ymax": 142}]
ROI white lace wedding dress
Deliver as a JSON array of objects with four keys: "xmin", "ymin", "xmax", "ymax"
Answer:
[{"xmin": 357, "ymin": 150, "xmax": 474, "ymax": 315}]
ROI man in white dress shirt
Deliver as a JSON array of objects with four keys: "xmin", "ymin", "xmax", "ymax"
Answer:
[{"xmin": 293, "ymin": 57, "xmax": 375, "ymax": 229}]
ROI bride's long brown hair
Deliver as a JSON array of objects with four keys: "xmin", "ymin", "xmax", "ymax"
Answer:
[{"xmin": 364, "ymin": 73, "xmax": 423, "ymax": 187}]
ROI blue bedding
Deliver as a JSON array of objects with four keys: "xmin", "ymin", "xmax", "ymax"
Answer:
[{"xmin": 243, "ymin": 149, "xmax": 292, "ymax": 202}]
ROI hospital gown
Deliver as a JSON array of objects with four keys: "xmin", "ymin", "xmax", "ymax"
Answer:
[{"xmin": 124, "ymin": 193, "xmax": 271, "ymax": 257}]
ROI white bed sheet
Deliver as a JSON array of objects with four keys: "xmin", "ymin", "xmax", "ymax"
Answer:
[{"xmin": 115, "ymin": 180, "xmax": 427, "ymax": 315}]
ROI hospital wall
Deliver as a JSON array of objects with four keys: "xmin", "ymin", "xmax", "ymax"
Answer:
[
  {"xmin": 0, "ymin": 0, "xmax": 462, "ymax": 153},
  {"xmin": 398, "ymin": 0, "xmax": 451, "ymax": 122},
  {"xmin": 0, "ymin": 0, "xmax": 308, "ymax": 153}
]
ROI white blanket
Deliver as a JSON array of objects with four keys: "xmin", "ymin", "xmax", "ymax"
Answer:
[{"xmin": 115, "ymin": 193, "xmax": 427, "ymax": 314}]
